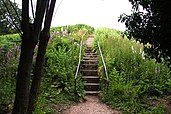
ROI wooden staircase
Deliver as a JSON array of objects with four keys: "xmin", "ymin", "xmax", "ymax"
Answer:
[{"xmin": 81, "ymin": 47, "xmax": 100, "ymax": 95}]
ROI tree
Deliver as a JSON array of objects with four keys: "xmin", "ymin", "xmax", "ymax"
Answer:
[
  {"xmin": 0, "ymin": 0, "xmax": 21, "ymax": 35},
  {"xmin": 11, "ymin": 0, "xmax": 56, "ymax": 113},
  {"xmin": 27, "ymin": 0, "xmax": 56, "ymax": 113},
  {"xmin": 119, "ymin": 0, "xmax": 171, "ymax": 65}
]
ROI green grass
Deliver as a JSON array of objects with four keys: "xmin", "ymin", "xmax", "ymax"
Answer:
[{"xmin": 94, "ymin": 27, "xmax": 171, "ymax": 114}]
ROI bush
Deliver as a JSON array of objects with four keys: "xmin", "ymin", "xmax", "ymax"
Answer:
[
  {"xmin": 35, "ymin": 24, "xmax": 94, "ymax": 113},
  {"xmin": 94, "ymin": 27, "xmax": 171, "ymax": 113},
  {"xmin": 0, "ymin": 24, "xmax": 95, "ymax": 113},
  {"xmin": 0, "ymin": 34, "xmax": 20, "ymax": 113}
]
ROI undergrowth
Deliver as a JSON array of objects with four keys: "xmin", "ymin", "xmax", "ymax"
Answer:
[
  {"xmin": 0, "ymin": 24, "xmax": 94, "ymax": 113},
  {"xmin": 94, "ymin": 27, "xmax": 171, "ymax": 114}
]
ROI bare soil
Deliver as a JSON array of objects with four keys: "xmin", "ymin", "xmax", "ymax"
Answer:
[{"xmin": 61, "ymin": 96, "xmax": 121, "ymax": 114}]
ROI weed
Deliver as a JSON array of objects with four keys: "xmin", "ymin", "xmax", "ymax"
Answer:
[{"xmin": 94, "ymin": 27, "xmax": 171, "ymax": 113}]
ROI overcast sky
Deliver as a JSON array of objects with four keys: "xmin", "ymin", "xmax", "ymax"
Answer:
[{"xmin": 15, "ymin": 0, "xmax": 132, "ymax": 30}]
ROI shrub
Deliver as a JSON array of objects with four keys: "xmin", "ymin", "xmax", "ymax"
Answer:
[
  {"xmin": 0, "ymin": 24, "xmax": 94, "ymax": 113},
  {"xmin": 94, "ymin": 27, "xmax": 171, "ymax": 113},
  {"xmin": 0, "ymin": 34, "xmax": 20, "ymax": 113}
]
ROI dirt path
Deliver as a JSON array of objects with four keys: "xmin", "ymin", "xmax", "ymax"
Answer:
[{"xmin": 62, "ymin": 96, "xmax": 120, "ymax": 114}]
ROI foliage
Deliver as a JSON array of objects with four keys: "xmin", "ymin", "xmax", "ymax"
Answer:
[
  {"xmin": 34, "ymin": 92, "xmax": 79, "ymax": 114},
  {"xmin": 32, "ymin": 24, "xmax": 94, "ymax": 113},
  {"xmin": 0, "ymin": 34, "xmax": 20, "ymax": 48},
  {"xmin": 0, "ymin": 24, "xmax": 94, "ymax": 113},
  {"xmin": 0, "ymin": 34, "xmax": 20, "ymax": 113},
  {"xmin": 119, "ymin": 0, "xmax": 171, "ymax": 66},
  {"xmin": 94, "ymin": 28, "xmax": 171, "ymax": 113},
  {"xmin": 0, "ymin": 0, "xmax": 21, "ymax": 35}
]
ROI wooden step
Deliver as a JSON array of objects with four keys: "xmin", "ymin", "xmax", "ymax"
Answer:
[
  {"xmin": 82, "ymin": 63, "xmax": 98, "ymax": 66},
  {"xmin": 85, "ymin": 52, "xmax": 96, "ymax": 54},
  {"xmin": 84, "ymin": 83, "xmax": 100, "ymax": 91},
  {"xmin": 85, "ymin": 53, "xmax": 97, "ymax": 56},
  {"xmin": 86, "ymin": 47, "xmax": 92, "ymax": 50},
  {"xmin": 82, "ymin": 60, "xmax": 98, "ymax": 64},
  {"xmin": 81, "ymin": 44, "xmax": 100, "ymax": 95},
  {"xmin": 81, "ymin": 69, "xmax": 98, "ymax": 76},
  {"xmin": 81, "ymin": 64, "xmax": 98, "ymax": 70},
  {"xmin": 85, "ymin": 83, "xmax": 100, "ymax": 85},
  {"xmin": 82, "ymin": 76, "xmax": 99, "ymax": 83},
  {"xmin": 85, "ymin": 91, "xmax": 100, "ymax": 95},
  {"xmin": 85, "ymin": 50, "xmax": 92, "ymax": 53},
  {"xmin": 84, "ymin": 54, "xmax": 98, "ymax": 57},
  {"xmin": 83, "ymin": 57, "xmax": 98, "ymax": 60},
  {"xmin": 85, "ymin": 49, "xmax": 92, "ymax": 51}
]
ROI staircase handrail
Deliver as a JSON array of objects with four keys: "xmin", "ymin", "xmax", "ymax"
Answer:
[
  {"xmin": 97, "ymin": 39, "xmax": 109, "ymax": 91},
  {"xmin": 74, "ymin": 30, "xmax": 88, "ymax": 94}
]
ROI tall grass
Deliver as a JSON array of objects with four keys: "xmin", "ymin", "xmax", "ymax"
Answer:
[{"xmin": 94, "ymin": 27, "xmax": 171, "ymax": 114}]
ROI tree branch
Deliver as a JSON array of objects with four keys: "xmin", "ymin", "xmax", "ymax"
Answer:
[
  {"xmin": 31, "ymin": 0, "xmax": 35, "ymax": 19},
  {"xmin": 7, "ymin": 0, "xmax": 21, "ymax": 24},
  {"xmin": 0, "ymin": 10, "xmax": 22, "ymax": 36},
  {"xmin": 1, "ymin": 0, "xmax": 22, "ymax": 34}
]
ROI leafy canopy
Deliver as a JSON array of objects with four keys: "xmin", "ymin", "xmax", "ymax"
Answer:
[
  {"xmin": 119, "ymin": 0, "xmax": 171, "ymax": 65},
  {"xmin": 0, "ymin": 0, "xmax": 21, "ymax": 35}
]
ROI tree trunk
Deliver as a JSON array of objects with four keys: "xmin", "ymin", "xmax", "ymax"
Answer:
[
  {"xmin": 12, "ymin": 0, "xmax": 34, "ymax": 113},
  {"xmin": 12, "ymin": 0, "xmax": 48, "ymax": 113},
  {"xmin": 27, "ymin": 31, "xmax": 49, "ymax": 114},
  {"xmin": 27, "ymin": 0, "xmax": 56, "ymax": 113},
  {"xmin": 12, "ymin": 38, "xmax": 37, "ymax": 114}
]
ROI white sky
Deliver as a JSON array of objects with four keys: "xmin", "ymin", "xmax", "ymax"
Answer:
[{"xmin": 15, "ymin": 0, "xmax": 132, "ymax": 31}]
